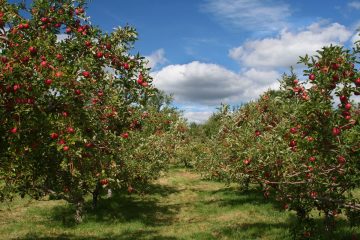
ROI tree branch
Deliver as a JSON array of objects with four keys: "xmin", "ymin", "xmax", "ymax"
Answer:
[{"xmin": 0, "ymin": 35, "xmax": 8, "ymax": 42}]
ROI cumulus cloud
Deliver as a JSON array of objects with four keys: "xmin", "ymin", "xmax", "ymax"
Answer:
[
  {"xmin": 348, "ymin": 1, "xmax": 360, "ymax": 9},
  {"xmin": 229, "ymin": 22, "xmax": 352, "ymax": 69},
  {"xmin": 149, "ymin": 21, "xmax": 355, "ymax": 123},
  {"xmin": 183, "ymin": 111, "xmax": 214, "ymax": 124},
  {"xmin": 145, "ymin": 49, "xmax": 167, "ymax": 69},
  {"xmin": 202, "ymin": 0, "xmax": 291, "ymax": 32},
  {"xmin": 151, "ymin": 61, "xmax": 280, "ymax": 106}
]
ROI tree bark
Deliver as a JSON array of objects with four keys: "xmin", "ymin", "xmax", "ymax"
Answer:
[{"xmin": 74, "ymin": 196, "xmax": 85, "ymax": 223}]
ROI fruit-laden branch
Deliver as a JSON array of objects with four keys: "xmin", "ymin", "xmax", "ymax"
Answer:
[
  {"xmin": 315, "ymin": 196, "xmax": 360, "ymax": 211},
  {"xmin": 253, "ymin": 176, "xmax": 307, "ymax": 185}
]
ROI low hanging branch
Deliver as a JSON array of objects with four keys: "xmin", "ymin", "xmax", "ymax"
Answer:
[
  {"xmin": 315, "ymin": 196, "xmax": 360, "ymax": 211},
  {"xmin": 0, "ymin": 35, "xmax": 8, "ymax": 41}
]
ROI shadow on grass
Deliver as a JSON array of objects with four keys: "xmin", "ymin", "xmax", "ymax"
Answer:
[
  {"xmin": 209, "ymin": 211, "xmax": 359, "ymax": 240},
  {"xmin": 209, "ymin": 217, "xmax": 359, "ymax": 240},
  {"xmin": 20, "ymin": 230, "xmax": 178, "ymax": 240},
  {"xmin": 203, "ymin": 187, "xmax": 281, "ymax": 208},
  {"xmin": 209, "ymin": 221, "xmax": 291, "ymax": 239},
  {"xmin": 45, "ymin": 183, "xmax": 180, "ymax": 228}
]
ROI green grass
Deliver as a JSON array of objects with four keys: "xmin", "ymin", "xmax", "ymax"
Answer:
[{"xmin": 0, "ymin": 167, "xmax": 359, "ymax": 240}]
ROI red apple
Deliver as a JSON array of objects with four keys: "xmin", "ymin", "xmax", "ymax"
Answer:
[
  {"xmin": 243, "ymin": 159, "xmax": 251, "ymax": 165},
  {"xmin": 309, "ymin": 73, "xmax": 315, "ymax": 81},
  {"xmin": 82, "ymin": 71, "xmax": 90, "ymax": 78},
  {"xmin": 342, "ymin": 111, "xmax": 350, "ymax": 117},
  {"xmin": 331, "ymin": 63, "xmax": 340, "ymax": 70},
  {"xmin": 290, "ymin": 127, "xmax": 297, "ymax": 134},
  {"xmin": 40, "ymin": 17, "xmax": 48, "ymax": 23},
  {"xmin": 306, "ymin": 136, "xmax": 314, "ymax": 142},
  {"xmin": 67, "ymin": 127, "xmax": 75, "ymax": 134},
  {"xmin": 337, "ymin": 156, "xmax": 346, "ymax": 164},
  {"xmin": 123, "ymin": 63, "xmax": 130, "ymax": 70},
  {"xmin": 29, "ymin": 46, "xmax": 37, "ymax": 54},
  {"xmin": 10, "ymin": 127, "xmax": 17, "ymax": 134},
  {"xmin": 310, "ymin": 191, "xmax": 317, "ymax": 199},
  {"xmin": 55, "ymin": 71, "xmax": 63, "ymax": 78},
  {"xmin": 63, "ymin": 146, "xmax": 69, "ymax": 151},
  {"xmin": 121, "ymin": 132, "xmax": 129, "ymax": 139},
  {"xmin": 332, "ymin": 127, "xmax": 341, "ymax": 136},
  {"xmin": 75, "ymin": 8, "xmax": 84, "ymax": 15},
  {"xmin": 50, "ymin": 132, "xmax": 59, "ymax": 139},
  {"xmin": 332, "ymin": 74, "xmax": 339, "ymax": 82},
  {"xmin": 293, "ymin": 87, "xmax": 300, "ymax": 93},
  {"xmin": 44, "ymin": 79, "xmax": 52, "ymax": 85},
  {"xmin": 85, "ymin": 40, "xmax": 92, "ymax": 47},
  {"xmin": 85, "ymin": 143, "xmax": 93, "ymax": 148},
  {"xmin": 96, "ymin": 51, "xmax": 103, "ymax": 58},
  {"xmin": 309, "ymin": 156, "xmax": 316, "ymax": 162},
  {"xmin": 339, "ymin": 95, "xmax": 347, "ymax": 103},
  {"xmin": 355, "ymin": 78, "xmax": 360, "ymax": 86},
  {"xmin": 56, "ymin": 54, "xmax": 63, "ymax": 61},
  {"xmin": 100, "ymin": 179, "xmax": 109, "ymax": 186},
  {"xmin": 344, "ymin": 103, "xmax": 351, "ymax": 110},
  {"xmin": 13, "ymin": 84, "xmax": 20, "ymax": 92}
]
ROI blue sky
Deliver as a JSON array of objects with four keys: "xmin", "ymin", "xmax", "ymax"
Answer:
[{"xmin": 14, "ymin": 0, "xmax": 360, "ymax": 123}]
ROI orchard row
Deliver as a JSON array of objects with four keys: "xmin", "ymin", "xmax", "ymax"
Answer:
[
  {"xmin": 0, "ymin": 0, "xmax": 359, "ymax": 238},
  {"xmin": 190, "ymin": 45, "xmax": 360, "ymax": 238}
]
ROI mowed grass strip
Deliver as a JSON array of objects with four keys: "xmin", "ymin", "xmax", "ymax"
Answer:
[{"xmin": 0, "ymin": 167, "xmax": 359, "ymax": 240}]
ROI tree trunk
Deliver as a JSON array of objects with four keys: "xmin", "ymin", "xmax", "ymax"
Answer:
[
  {"xmin": 74, "ymin": 196, "xmax": 85, "ymax": 223},
  {"xmin": 92, "ymin": 183, "xmax": 101, "ymax": 209},
  {"xmin": 107, "ymin": 188, "xmax": 112, "ymax": 198}
]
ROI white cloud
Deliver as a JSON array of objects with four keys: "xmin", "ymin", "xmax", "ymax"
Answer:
[
  {"xmin": 183, "ymin": 111, "xmax": 213, "ymax": 124},
  {"xmin": 152, "ymin": 61, "xmax": 280, "ymax": 106},
  {"xmin": 348, "ymin": 1, "xmax": 360, "ymax": 9},
  {"xmin": 202, "ymin": 0, "xmax": 291, "ymax": 32},
  {"xmin": 56, "ymin": 34, "xmax": 69, "ymax": 42},
  {"xmin": 229, "ymin": 22, "xmax": 352, "ymax": 68},
  {"xmin": 145, "ymin": 49, "xmax": 167, "ymax": 69}
]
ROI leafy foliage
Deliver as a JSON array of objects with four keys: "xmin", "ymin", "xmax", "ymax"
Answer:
[
  {"xmin": 194, "ymin": 45, "xmax": 360, "ymax": 238},
  {"xmin": 0, "ymin": 0, "xmax": 179, "ymax": 222}
]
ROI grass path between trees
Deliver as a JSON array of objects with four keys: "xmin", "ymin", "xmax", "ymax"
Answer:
[{"xmin": 0, "ymin": 167, "xmax": 359, "ymax": 240}]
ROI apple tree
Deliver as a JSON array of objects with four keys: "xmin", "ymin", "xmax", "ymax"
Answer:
[
  {"xmin": 0, "ymin": 0, "xmax": 172, "ymax": 222},
  {"xmin": 194, "ymin": 45, "xmax": 360, "ymax": 238}
]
